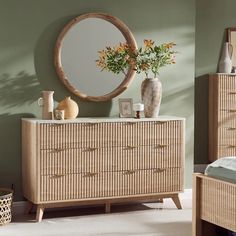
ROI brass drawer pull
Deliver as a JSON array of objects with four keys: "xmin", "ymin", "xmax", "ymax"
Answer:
[
  {"xmin": 229, "ymin": 91, "xmax": 236, "ymax": 95},
  {"xmin": 126, "ymin": 122, "xmax": 136, "ymax": 125},
  {"xmin": 127, "ymin": 145, "xmax": 136, "ymax": 149},
  {"xmin": 123, "ymin": 170, "xmax": 136, "ymax": 175},
  {"xmin": 154, "ymin": 121, "xmax": 166, "ymax": 125},
  {"xmin": 53, "ymin": 148, "xmax": 65, "ymax": 152},
  {"xmin": 227, "ymin": 75, "xmax": 236, "ymax": 78},
  {"xmin": 227, "ymin": 127, "xmax": 236, "ymax": 130},
  {"xmin": 83, "ymin": 172, "xmax": 98, "ymax": 177},
  {"xmin": 84, "ymin": 123, "xmax": 97, "ymax": 127},
  {"xmin": 52, "ymin": 174, "xmax": 65, "ymax": 178},
  {"xmin": 86, "ymin": 147, "xmax": 98, "ymax": 152},
  {"xmin": 51, "ymin": 124, "xmax": 65, "ymax": 127},
  {"xmin": 155, "ymin": 144, "xmax": 168, "ymax": 149},
  {"xmin": 228, "ymin": 145, "xmax": 236, "ymax": 148},
  {"xmin": 153, "ymin": 168, "xmax": 166, "ymax": 173},
  {"xmin": 229, "ymin": 109, "xmax": 236, "ymax": 113}
]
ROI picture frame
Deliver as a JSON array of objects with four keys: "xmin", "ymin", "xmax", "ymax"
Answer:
[
  {"xmin": 118, "ymin": 98, "xmax": 133, "ymax": 118},
  {"xmin": 227, "ymin": 27, "xmax": 236, "ymax": 67}
]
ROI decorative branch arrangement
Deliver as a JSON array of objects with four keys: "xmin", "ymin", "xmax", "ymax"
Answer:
[{"xmin": 96, "ymin": 39, "xmax": 177, "ymax": 78}]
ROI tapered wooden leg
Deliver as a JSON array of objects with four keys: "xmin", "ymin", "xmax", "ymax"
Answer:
[
  {"xmin": 26, "ymin": 201, "xmax": 34, "ymax": 214},
  {"xmin": 171, "ymin": 194, "xmax": 182, "ymax": 209},
  {"xmin": 36, "ymin": 205, "xmax": 45, "ymax": 222},
  {"xmin": 105, "ymin": 203, "xmax": 111, "ymax": 213}
]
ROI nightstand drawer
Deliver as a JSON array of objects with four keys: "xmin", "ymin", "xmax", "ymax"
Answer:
[{"xmin": 40, "ymin": 167, "xmax": 183, "ymax": 202}]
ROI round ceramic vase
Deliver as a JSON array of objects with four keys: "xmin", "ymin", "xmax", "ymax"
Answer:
[
  {"xmin": 57, "ymin": 97, "xmax": 79, "ymax": 119},
  {"xmin": 141, "ymin": 78, "xmax": 162, "ymax": 118}
]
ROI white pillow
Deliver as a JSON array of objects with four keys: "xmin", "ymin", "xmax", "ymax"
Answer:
[{"xmin": 205, "ymin": 157, "xmax": 236, "ymax": 172}]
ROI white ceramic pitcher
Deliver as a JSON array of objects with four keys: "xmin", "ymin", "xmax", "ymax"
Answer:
[{"xmin": 38, "ymin": 91, "xmax": 54, "ymax": 119}]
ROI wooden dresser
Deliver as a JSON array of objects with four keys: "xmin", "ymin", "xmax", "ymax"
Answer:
[
  {"xmin": 209, "ymin": 73, "xmax": 236, "ymax": 161},
  {"xmin": 22, "ymin": 117, "xmax": 185, "ymax": 222}
]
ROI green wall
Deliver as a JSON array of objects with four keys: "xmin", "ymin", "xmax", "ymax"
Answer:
[
  {"xmin": 195, "ymin": 0, "xmax": 236, "ymax": 164},
  {"xmin": 0, "ymin": 0, "xmax": 195, "ymax": 200}
]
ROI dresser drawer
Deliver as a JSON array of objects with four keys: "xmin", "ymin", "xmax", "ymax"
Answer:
[
  {"xmin": 39, "ymin": 143, "xmax": 183, "ymax": 175},
  {"xmin": 39, "ymin": 121, "xmax": 182, "ymax": 149},
  {"xmin": 39, "ymin": 123, "xmax": 112, "ymax": 149},
  {"xmin": 218, "ymin": 126, "xmax": 236, "ymax": 140},
  {"xmin": 216, "ymin": 110, "xmax": 236, "ymax": 127},
  {"xmin": 40, "ymin": 167, "xmax": 183, "ymax": 202},
  {"xmin": 219, "ymin": 99, "xmax": 236, "ymax": 112},
  {"xmin": 218, "ymin": 75, "xmax": 236, "ymax": 91}
]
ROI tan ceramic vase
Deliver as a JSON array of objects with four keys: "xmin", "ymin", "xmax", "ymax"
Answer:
[
  {"xmin": 57, "ymin": 97, "xmax": 79, "ymax": 119},
  {"xmin": 141, "ymin": 78, "xmax": 162, "ymax": 118}
]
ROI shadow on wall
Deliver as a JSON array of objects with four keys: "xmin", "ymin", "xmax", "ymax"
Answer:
[
  {"xmin": 162, "ymin": 84, "xmax": 194, "ymax": 114},
  {"xmin": 0, "ymin": 71, "xmax": 41, "ymax": 108},
  {"xmin": 0, "ymin": 113, "xmax": 35, "ymax": 201},
  {"xmin": 161, "ymin": 84, "xmax": 194, "ymax": 161},
  {"xmin": 34, "ymin": 15, "xmax": 112, "ymax": 117},
  {"xmin": 0, "ymin": 71, "xmax": 41, "ymax": 200},
  {"xmin": 194, "ymin": 74, "xmax": 209, "ymax": 165}
]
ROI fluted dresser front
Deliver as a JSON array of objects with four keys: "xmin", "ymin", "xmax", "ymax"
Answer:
[
  {"xmin": 209, "ymin": 73, "xmax": 236, "ymax": 161},
  {"xmin": 22, "ymin": 117, "xmax": 185, "ymax": 222}
]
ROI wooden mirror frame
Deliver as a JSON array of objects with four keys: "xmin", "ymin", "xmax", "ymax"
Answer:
[
  {"xmin": 227, "ymin": 27, "xmax": 236, "ymax": 67},
  {"xmin": 55, "ymin": 13, "xmax": 137, "ymax": 102}
]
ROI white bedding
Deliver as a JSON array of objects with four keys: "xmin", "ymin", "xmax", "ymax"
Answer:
[{"xmin": 205, "ymin": 156, "xmax": 236, "ymax": 171}]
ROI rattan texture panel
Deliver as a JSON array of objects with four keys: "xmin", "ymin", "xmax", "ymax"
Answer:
[
  {"xmin": 200, "ymin": 177, "xmax": 236, "ymax": 232},
  {"xmin": 0, "ymin": 191, "xmax": 13, "ymax": 225},
  {"xmin": 209, "ymin": 74, "xmax": 236, "ymax": 160},
  {"xmin": 40, "ymin": 167, "xmax": 183, "ymax": 202},
  {"xmin": 39, "ymin": 143, "xmax": 183, "ymax": 175},
  {"xmin": 39, "ymin": 121, "xmax": 181, "ymax": 149},
  {"xmin": 217, "ymin": 75, "xmax": 236, "ymax": 158}
]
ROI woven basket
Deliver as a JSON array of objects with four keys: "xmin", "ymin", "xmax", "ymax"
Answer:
[{"xmin": 0, "ymin": 188, "xmax": 13, "ymax": 226}]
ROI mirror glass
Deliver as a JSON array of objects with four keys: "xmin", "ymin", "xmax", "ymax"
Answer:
[{"xmin": 55, "ymin": 13, "xmax": 137, "ymax": 101}]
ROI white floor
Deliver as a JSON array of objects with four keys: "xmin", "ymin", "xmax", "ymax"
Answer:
[{"xmin": 0, "ymin": 195, "xmax": 192, "ymax": 236}]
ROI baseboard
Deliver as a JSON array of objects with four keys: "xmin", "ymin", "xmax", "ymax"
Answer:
[
  {"xmin": 12, "ymin": 201, "xmax": 28, "ymax": 216},
  {"xmin": 12, "ymin": 189, "xmax": 192, "ymax": 216},
  {"xmin": 194, "ymin": 164, "xmax": 208, "ymax": 173},
  {"xmin": 180, "ymin": 188, "xmax": 192, "ymax": 199}
]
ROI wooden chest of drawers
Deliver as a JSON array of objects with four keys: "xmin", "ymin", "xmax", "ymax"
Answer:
[
  {"xmin": 22, "ymin": 117, "xmax": 185, "ymax": 221},
  {"xmin": 209, "ymin": 74, "xmax": 236, "ymax": 161}
]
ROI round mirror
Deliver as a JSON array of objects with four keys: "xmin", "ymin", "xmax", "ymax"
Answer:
[{"xmin": 55, "ymin": 13, "xmax": 137, "ymax": 102}]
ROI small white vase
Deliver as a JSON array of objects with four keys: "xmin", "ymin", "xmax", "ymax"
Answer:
[
  {"xmin": 218, "ymin": 42, "xmax": 233, "ymax": 73},
  {"xmin": 141, "ymin": 78, "xmax": 162, "ymax": 118}
]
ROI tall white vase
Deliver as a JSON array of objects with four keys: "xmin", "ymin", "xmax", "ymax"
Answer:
[
  {"xmin": 218, "ymin": 42, "xmax": 233, "ymax": 73},
  {"xmin": 141, "ymin": 78, "xmax": 162, "ymax": 118}
]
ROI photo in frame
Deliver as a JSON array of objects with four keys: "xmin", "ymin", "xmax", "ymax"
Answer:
[
  {"xmin": 118, "ymin": 98, "xmax": 133, "ymax": 118},
  {"xmin": 227, "ymin": 28, "xmax": 236, "ymax": 67}
]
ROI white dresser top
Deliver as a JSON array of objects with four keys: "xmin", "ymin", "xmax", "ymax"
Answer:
[{"xmin": 22, "ymin": 116, "xmax": 185, "ymax": 124}]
